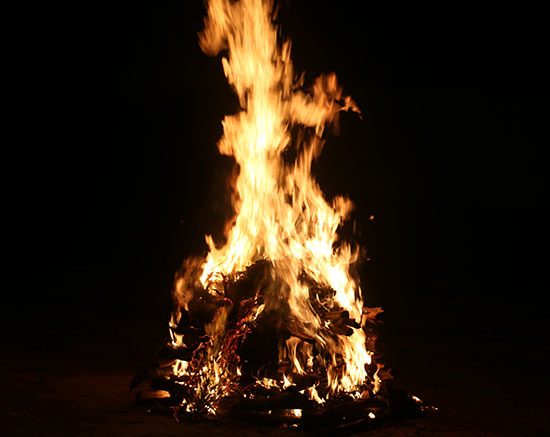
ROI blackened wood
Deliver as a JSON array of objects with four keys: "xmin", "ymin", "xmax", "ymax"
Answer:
[
  {"xmin": 135, "ymin": 389, "xmax": 170, "ymax": 402},
  {"xmin": 361, "ymin": 307, "xmax": 383, "ymax": 326},
  {"xmin": 231, "ymin": 391, "xmax": 310, "ymax": 411},
  {"xmin": 286, "ymin": 327, "xmax": 316, "ymax": 343},
  {"xmin": 330, "ymin": 324, "xmax": 354, "ymax": 336},
  {"xmin": 323, "ymin": 310, "xmax": 349, "ymax": 320},
  {"xmin": 342, "ymin": 317, "xmax": 361, "ymax": 328},
  {"xmin": 186, "ymin": 291, "xmax": 231, "ymax": 327}
]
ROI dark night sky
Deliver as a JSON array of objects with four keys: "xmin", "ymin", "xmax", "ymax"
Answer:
[{"xmin": 3, "ymin": 2, "xmax": 543, "ymax": 341}]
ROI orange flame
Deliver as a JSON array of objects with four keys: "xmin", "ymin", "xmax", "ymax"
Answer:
[{"xmin": 172, "ymin": 0, "xmax": 375, "ymax": 411}]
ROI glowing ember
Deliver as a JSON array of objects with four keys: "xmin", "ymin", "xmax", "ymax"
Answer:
[{"xmin": 155, "ymin": 0, "xmax": 391, "ymax": 421}]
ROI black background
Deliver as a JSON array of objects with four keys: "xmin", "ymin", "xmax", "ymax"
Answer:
[{"xmin": 2, "ymin": 1, "xmax": 545, "ymax": 432}]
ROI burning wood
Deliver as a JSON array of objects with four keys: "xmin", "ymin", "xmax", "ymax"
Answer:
[
  {"xmin": 132, "ymin": 0, "xmax": 430, "ymax": 429},
  {"xmin": 134, "ymin": 258, "xmax": 393, "ymax": 424}
]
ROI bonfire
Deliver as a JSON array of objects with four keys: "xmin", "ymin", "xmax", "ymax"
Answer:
[{"xmin": 132, "ymin": 0, "xmax": 427, "ymax": 429}]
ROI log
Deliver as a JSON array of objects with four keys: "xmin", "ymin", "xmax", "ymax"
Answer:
[
  {"xmin": 361, "ymin": 307, "xmax": 383, "ymax": 327},
  {"xmin": 135, "ymin": 389, "xmax": 171, "ymax": 401},
  {"xmin": 286, "ymin": 327, "xmax": 316, "ymax": 344},
  {"xmin": 323, "ymin": 310, "xmax": 349, "ymax": 320},
  {"xmin": 330, "ymin": 324, "xmax": 354, "ymax": 336},
  {"xmin": 341, "ymin": 317, "xmax": 361, "ymax": 328}
]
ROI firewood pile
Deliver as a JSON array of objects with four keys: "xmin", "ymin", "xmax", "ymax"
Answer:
[{"xmin": 131, "ymin": 260, "xmax": 427, "ymax": 430}]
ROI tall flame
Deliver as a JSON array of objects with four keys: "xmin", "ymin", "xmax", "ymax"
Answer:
[{"xmin": 172, "ymin": 0, "xmax": 372, "ymax": 409}]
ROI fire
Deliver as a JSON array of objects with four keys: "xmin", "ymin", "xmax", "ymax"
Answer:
[{"xmin": 166, "ymin": 0, "xmax": 384, "ymax": 417}]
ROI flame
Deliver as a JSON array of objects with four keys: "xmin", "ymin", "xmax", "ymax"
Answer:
[
  {"xmin": 301, "ymin": 385, "xmax": 325, "ymax": 405},
  {"xmin": 170, "ymin": 0, "xmax": 378, "ymax": 415}
]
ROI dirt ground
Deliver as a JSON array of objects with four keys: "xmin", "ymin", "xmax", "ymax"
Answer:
[{"xmin": 1, "ymin": 308, "xmax": 547, "ymax": 436}]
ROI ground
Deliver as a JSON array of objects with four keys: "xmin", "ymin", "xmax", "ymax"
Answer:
[{"xmin": 1, "ymin": 308, "xmax": 547, "ymax": 436}]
